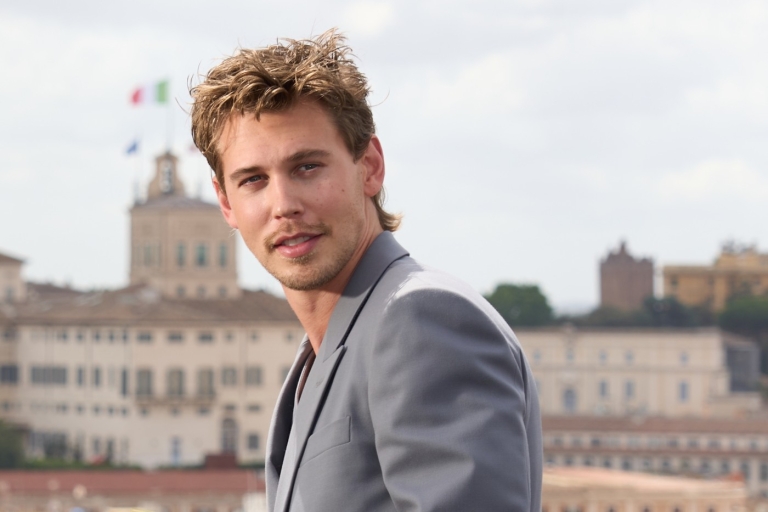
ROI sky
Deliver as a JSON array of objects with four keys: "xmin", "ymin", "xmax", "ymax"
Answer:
[{"xmin": 1, "ymin": 0, "xmax": 766, "ymax": 313}]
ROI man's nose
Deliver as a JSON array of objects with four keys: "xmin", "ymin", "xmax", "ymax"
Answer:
[{"xmin": 270, "ymin": 176, "xmax": 303, "ymax": 219}]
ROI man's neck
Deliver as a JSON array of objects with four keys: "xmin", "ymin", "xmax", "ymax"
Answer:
[{"xmin": 284, "ymin": 226, "xmax": 383, "ymax": 354}]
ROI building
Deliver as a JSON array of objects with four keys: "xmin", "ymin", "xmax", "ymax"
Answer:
[
  {"xmin": 130, "ymin": 152, "xmax": 240, "ymax": 300},
  {"xmin": 600, "ymin": 241, "xmax": 654, "ymax": 312},
  {"xmin": 0, "ymin": 152, "xmax": 304, "ymax": 468},
  {"xmin": 0, "ymin": 469, "xmax": 265, "ymax": 512},
  {"xmin": 663, "ymin": 242, "xmax": 768, "ymax": 312},
  {"xmin": 517, "ymin": 326, "xmax": 761, "ymax": 418},
  {"xmin": 542, "ymin": 466, "xmax": 747, "ymax": 512},
  {"xmin": 542, "ymin": 415, "xmax": 768, "ymax": 500}
]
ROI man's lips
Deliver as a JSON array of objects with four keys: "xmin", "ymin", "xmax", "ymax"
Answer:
[{"xmin": 272, "ymin": 233, "xmax": 322, "ymax": 258}]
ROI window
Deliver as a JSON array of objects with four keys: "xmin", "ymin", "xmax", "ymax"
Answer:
[
  {"xmin": 93, "ymin": 330, "xmax": 101, "ymax": 342},
  {"xmin": 137, "ymin": 331, "xmax": 153, "ymax": 343},
  {"xmin": 533, "ymin": 350, "xmax": 541, "ymax": 363},
  {"xmin": 281, "ymin": 366, "xmax": 291, "ymax": 382},
  {"xmin": 198, "ymin": 332, "xmax": 214, "ymax": 343},
  {"xmin": 599, "ymin": 350, "xmax": 607, "ymax": 364},
  {"xmin": 625, "ymin": 351, "xmax": 634, "ymax": 364},
  {"xmin": 120, "ymin": 368, "xmax": 128, "ymax": 397},
  {"xmin": 563, "ymin": 388, "xmax": 577, "ymax": 413},
  {"xmin": 741, "ymin": 460, "xmax": 751, "ymax": 479},
  {"xmin": 622, "ymin": 458, "xmax": 632, "ymax": 470},
  {"xmin": 679, "ymin": 381, "xmax": 689, "ymax": 402},
  {"xmin": 720, "ymin": 460, "xmax": 730, "ymax": 474},
  {"xmin": 603, "ymin": 458, "xmax": 612, "ymax": 468},
  {"xmin": 167, "ymin": 368, "xmax": 185, "ymax": 397},
  {"xmin": 680, "ymin": 352, "xmax": 688, "ymax": 365},
  {"xmin": 92, "ymin": 367, "xmax": 101, "ymax": 387},
  {"xmin": 599, "ymin": 380, "xmax": 609, "ymax": 398},
  {"xmin": 196, "ymin": 243, "xmax": 208, "ymax": 267},
  {"xmin": 245, "ymin": 366, "xmax": 263, "ymax": 386},
  {"xmin": 625, "ymin": 380, "xmax": 634, "ymax": 400},
  {"xmin": 761, "ymin": 462, "xmax": 768, "ymax": 481},
  {"xmin": 136, "ymin": 369, "xmax": 153, "ymax": 397},
  {"xmin": 566, "ymin": 348, "xmax": 574, "ymax": 363},
  {"xmin": 219, "ymin": 243, "xmax": 228, "ymax": 268},
  {"xmin": 250, "ymin": 331, "xmax": 259, "ymax": 342},
  {"xmin": 30, "ymin": 366, "xmax": 67, "ymax": 386},
  {"xmin": 197, "ymin": 368, "xmax": 215, "ymax": 397},
  {"xmin": 177, "ymin": 243, "xmax": 186, "ymax": 267},
  {"xmin": 247, "ymin": 403, "xmax": 262, "ymax": 413},
  {"xmin": 197, "ymin": 286, "xmax": 206, "ymax": 298},
  {"xmin": 177, "ymin": 285, "xmax": 186, "ymax": 298},
  {"xmin": 171, "ymin": 436, "xmax": 182, "ymax": 466},
  {"xmin": 222, "ymin": 367, "xmax": 237, "ymax": 386},
  {"xmin": 285, "ymin": 331, "xmax": 295, "ymax": 342},
  {"xmin": 248, "ymin": 433, "xmax": 260, "ymax": 450},
  {"xmin": 167, "ymin": 331, "xmax": 184, "ymax": 343},
  {"xmin": 218, "ymin": 286, "xmax": 228, "ymax": 298},
  {"xmin": 0, "ymin": 365, "xmax": 19, "ymax": 384}
]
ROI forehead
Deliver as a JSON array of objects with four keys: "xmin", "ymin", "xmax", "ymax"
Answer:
[{"xmin": 217, "ymin": 100, "xmax": 346, "ymax": 167}]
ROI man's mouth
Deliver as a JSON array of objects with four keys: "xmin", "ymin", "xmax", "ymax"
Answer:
[{"xmin": 280, "ymin": 235, "xmax": 314, "ymax": 247}]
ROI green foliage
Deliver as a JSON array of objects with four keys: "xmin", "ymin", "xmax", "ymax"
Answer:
[
  {"xmin": 0, "ymin": 420, "xmax": 24, "ymax": 468},
  {"xmin": 719, "ymin": 295, "xmax": 768, "ymax": 373},
  {"xmin": 570, "ymin": 297, "xmax": 712, "ymax": 328},
  {"xmin": 719, "ymin": 295, "xmax": 768, "ymax": 334},
  {"xmin": 485, "ymin": 283, "xmax": 554, "ymax": 327}
]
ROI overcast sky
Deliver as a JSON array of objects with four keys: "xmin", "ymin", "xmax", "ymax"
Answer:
[{"xmin": 1, "ymin": 0, "xmax": 766, "ymax": 312}]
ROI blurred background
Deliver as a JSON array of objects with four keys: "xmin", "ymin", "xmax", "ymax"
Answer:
[{"xmin": 1, "ymin": 1, "xmax": 767, "ymax": 511}]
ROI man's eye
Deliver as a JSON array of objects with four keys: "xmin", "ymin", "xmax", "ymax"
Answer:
[
  {"xmin": 297, "ymin": 163, "xmax": 319, "ymax": 173},
  {"xmin": 241, "ymin": 175, "xmax": 265, "ymax": 186}
]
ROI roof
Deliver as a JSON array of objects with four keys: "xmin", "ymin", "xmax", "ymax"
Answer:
[
  {"xmin": 14, "ymin": 285, "xmax": 298, "ymax": 325},
  {"xmin": 131, "ymin": 195, "xmax": 219, "ymax": 211},
  {"xmin": 0, "ymin": 469, "xmax": 263, "ymax": 494},
  {"xmin": 543, "ymin": 415, "xmax": 768, "ymax": 435},
  {"xmin": 543, "ymin": 467, "xmax": 744, "ymax": 494},
  {"xmin": 0, "ymin": 251, "xmax": 24, "ymax": 264}
]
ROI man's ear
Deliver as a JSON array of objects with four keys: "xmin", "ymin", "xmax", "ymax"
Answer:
[
  {"xmin": 361, "ymin": 135, "xmax": 385, "ymax": 198},
  {"xmin": 214, "ymin": 179, "xmax": 239, "ymax": 230}
]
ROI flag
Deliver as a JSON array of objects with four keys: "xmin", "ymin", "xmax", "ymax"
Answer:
[
  {"xmin": 126, "ymin": 140, "xmax": 139, "ymax": 155},
  {"xmin": 129, "ymin": 80, "xmax": 170, "ymax": 105}
]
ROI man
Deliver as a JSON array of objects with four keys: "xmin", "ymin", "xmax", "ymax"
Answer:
[{"xmin": 191, "ymin": 30, "xmax": 542, "ymax": 512}]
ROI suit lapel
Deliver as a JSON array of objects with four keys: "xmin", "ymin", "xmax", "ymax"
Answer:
[
  {"xmin": 273, "ymin": 232, "xmax": 409, "ymax": 512},
  {"xmin": 266, "ymin": 338, "xmax": 313, "ymax": 512}
]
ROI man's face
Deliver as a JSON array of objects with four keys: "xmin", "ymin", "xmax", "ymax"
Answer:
[{"xmin": 215, "ymin": 100, "xmax": 384, "ymax": 291}]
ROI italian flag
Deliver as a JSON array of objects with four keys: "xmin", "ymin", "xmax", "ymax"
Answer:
[{"xmin": 130, "ymin": 80, "xmax": 169, "ymax": 105}]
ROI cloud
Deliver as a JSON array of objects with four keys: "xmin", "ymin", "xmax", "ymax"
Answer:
[
  {"xmin": 658, "ymin": 159, "xmax": 768, "ymax": 202},
  {"xmin": 402, "ymin": 53, "xmax": 524, "ymax": 118},
  {"xmin": 343, "ymin": 0, "xmax": 395, "ymax": 37}
]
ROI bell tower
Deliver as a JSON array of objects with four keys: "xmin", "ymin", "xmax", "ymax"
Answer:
[{"xmin": 129, "ymin": 152, "xmax": 240, "ymax": 299}]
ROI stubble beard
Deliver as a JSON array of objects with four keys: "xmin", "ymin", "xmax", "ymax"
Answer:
[{"xmin": 262, "ymin": 224, "xmax": 360, "ymax": 292}]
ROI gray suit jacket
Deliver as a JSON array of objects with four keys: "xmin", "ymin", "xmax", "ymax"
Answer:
[{"xmin": 266, "ymin": 232, "xmax": 542, "ymax": 512}]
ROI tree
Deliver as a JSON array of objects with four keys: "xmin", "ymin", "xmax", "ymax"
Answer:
[
  {"xmin": 485, "ymin": 283, "xmax": 554, "ymax": 327},
  {"xmin": 719, "ymin": 295, "xmax": 768, "ymax": 373},
  {"xmin": 0, "ymin": 420, "xmax": 24, "ymax": 468}
]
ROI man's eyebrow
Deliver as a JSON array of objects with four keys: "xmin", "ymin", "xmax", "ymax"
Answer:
[
  {"xmin": 288, "ymin": 149, "xmax": 331, "ymax": 162},
  {"xmin": 228, "ymin": 166, "xmax": 261, "ymax": 184}
]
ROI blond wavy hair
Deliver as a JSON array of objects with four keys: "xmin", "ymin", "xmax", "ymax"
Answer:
[{"xmin": 190, "ymin": 29, "xmax": 401, "ymax": 232}]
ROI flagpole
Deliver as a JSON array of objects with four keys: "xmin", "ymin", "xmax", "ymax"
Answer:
[{"xmin": 166, "ymin": 79, "xmax": 173, "ymax": 153}]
